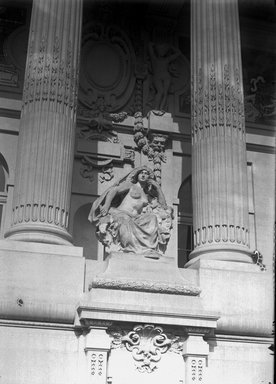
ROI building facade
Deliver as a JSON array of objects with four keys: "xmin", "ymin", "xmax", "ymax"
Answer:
[{"xmin": 0, "ymin": 0, "xmax": 275, "ymax": 383}]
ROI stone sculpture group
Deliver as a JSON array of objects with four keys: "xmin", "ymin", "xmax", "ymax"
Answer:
[{"xmin": 89, "ymin": 166, "xmax": 173, "ymax": 258}]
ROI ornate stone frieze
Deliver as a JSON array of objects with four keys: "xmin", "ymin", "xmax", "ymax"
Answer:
[
  {"xmin": 108, "ymin": 324, "xmax": 183, "ymax": 373},
  {"xmin": 90, "ymin": 276, "xmax": 200, "ymax": 296}
]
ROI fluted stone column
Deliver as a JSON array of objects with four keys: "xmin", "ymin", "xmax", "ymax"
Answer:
[
  {"xmin": 5, "ymin": 0, "xmax": 83, "ymax": 244},
  {"xmin": 188, "ymin": 0, "xmax": 252, "ymax": 264}
]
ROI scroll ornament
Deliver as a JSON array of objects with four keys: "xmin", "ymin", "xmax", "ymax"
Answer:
[{"xmin": 109, "ymin": 324, "xmax": 183, "ymax": 373}]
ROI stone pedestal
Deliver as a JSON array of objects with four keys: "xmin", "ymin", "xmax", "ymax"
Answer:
[
  {"xmin": 189, "ymin": 0, "xmax": 252, "ymax": 264},
  {"xmin": 5, "ymin": 0, "xmax": 83, "ymax": 245},
  {"xmin": 0, "ymin": 240, "xmax": 84, "ymax": 323},
  {"xmin": 76, "ymin": 255, "xmax": 219, "ymax": 384},
  {"xmin": 76, "ymin": 252, "xmax": 219, "ymax": 328},
  {"xmin": 186, "ymin": 259, "xmax": 274, "ymax": 336},
  {"xmin": 90, "ymin": 252, "xmax": 200, "ymax": 296}
]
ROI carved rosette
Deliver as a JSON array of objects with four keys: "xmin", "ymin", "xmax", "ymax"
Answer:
[
  {"xmin": 5, "ymin": 0, "xmax": 83, "ymax": 244},
  {"xmin": 189, "ymin": 0, "xmax": 251, "ymax": 262},
  {"xmin": 109, "ymin": 324, "xmax": 183, "ymax": 373}
]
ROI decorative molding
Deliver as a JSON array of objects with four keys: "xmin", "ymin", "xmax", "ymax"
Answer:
[
  {"xmin": 77, "ymin": 132, "xmax": 135, "ymax": 184},
  {"xmin": 184, "ymin": 326, "xmax": 213, "ymax": 336},
  {"xmin": 0, "ymin": 63, "xmax": 19, "ymax": 88},
  {"xmin": 90, "ymin": 276, "xmax": 201, "ymax": 296},
  {"xmin": 108, "ymin": 324, "xmax": 183, "ymax": 373},
  {"xmin": 90, "ymin": 352, "xmax": 105, "ymax": 377},
  {"xmin": 78, "ymin": 97, "xmax": 128, "ymax": 140},
  {"xmin": 191, "ymin": 358, "xmax": 204, "ymax": 384},
  {"xmin": 193, "ymin": 225, "xmax": 249, "ymax": 248},
  {"xmin": 80, "ymin": 156, "xmax": 114, "ymax": 183},
  {"xmin": 86, "ymin": 350, "xmax": 108, "ymax": 384}
]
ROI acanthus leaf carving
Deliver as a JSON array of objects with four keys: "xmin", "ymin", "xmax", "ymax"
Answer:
[
  {"xmin": 192, "ymin": 64, "xmax": 246, "ymax": 141},
  {"xmin": 22, "ymin": 35, "xmax": 78, "ymax": 114}
]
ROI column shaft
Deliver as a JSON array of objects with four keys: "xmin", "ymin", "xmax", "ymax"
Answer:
[
  {"xmin": 189, "ymin": 0, "xmax": 251, "ymax": 263},
  {"xmin": 5, "ymin": 0, "xmax": 83, "ymax": 244}
]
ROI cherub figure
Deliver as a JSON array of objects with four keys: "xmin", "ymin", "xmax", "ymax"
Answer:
[{"xmin": 148, "ymin": 42, "xmax": 181, "ymax": 111}]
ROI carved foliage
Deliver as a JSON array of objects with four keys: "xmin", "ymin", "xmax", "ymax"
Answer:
[
  {"xmin": 109, "ymin": 324, "xmax": 182, "ymax": 373},
  {"xmin": 133, "ymin": 112, "xmax": 167, "ymax": 184},
  {"xmin": 192, "ymin": 65, "xmax": 245, "ymax": 139},
  {"xmin": 23, "ymin": 36, "xmax": 78, "ymax": 113}
]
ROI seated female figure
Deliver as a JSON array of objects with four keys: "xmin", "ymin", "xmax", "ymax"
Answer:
[{"xmin": 89, "ymin": 166, "xmax": 173, "ymax": 257}]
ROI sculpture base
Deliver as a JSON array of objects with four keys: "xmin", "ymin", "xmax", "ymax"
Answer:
[{"xmin": 90, "ymin": 252, "xmax": 200, "ymax": 296}]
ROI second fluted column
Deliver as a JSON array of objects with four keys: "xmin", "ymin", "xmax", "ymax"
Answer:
[{"xmin": 188, "ymin": 0, "xmax": 252, "ymax": 264}]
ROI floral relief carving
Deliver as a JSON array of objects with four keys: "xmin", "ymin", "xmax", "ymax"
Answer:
[
  {"xmin": 109, "ymin": 324, "xmax": 183, "ymax": 373},
  {"xmin": 22, "ymin": 36, "xmax": 78, "ymax": 114},
  {"xmin": 192, "ymin": 64, "xmax": 245, "ymax": 139}
]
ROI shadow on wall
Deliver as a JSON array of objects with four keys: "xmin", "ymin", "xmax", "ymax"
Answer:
[
  {"xmin": 73, "ymin": 203, "xmax": 98, "ymax": 260},
  {"xmin": 178, "ymin": 175, "xmax": 193, "ymax": 268},
  {"xmin": 0, "ymin": 153, "xmax": 9, "ymax": 235}
]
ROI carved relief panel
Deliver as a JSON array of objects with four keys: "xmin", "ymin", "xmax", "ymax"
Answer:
[
  {"xmin": 0, "ymin": 5, "xmax": 30, "ymax": 96},
  {"xmin": 78, "ymin": 21, "xmax": 136, "ymax": 114},
  {"xmin": 107, "ymin": 324, "xmax": 186, "ymax": 384}
]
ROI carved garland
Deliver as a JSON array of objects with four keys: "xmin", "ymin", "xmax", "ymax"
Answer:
[{"xmin": 133, "ymin": 111, "xmax": 167, "ymax": 184}]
